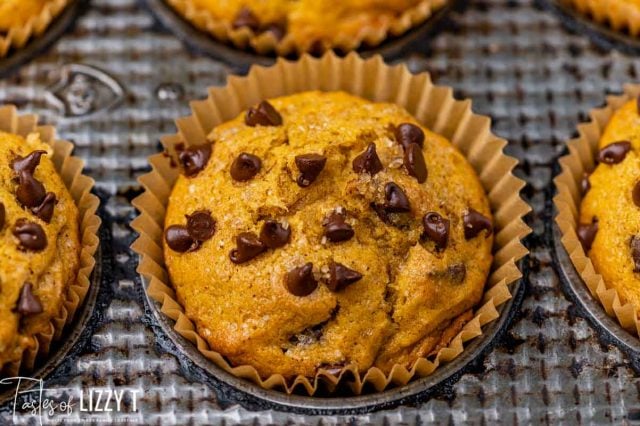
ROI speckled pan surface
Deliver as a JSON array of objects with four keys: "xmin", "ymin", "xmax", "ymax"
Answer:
[{"xmin": 1, "ymin": 0, "xmax": 640, "ymax": 424}]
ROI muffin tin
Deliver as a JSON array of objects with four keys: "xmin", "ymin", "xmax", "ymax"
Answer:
[{"xmin": 2, "ymin": 0, "xmax": 640, "ymax": 423}]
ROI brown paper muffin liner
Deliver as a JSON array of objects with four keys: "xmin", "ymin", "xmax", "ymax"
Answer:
[
  {"xmin": 165, "ymin": 0, "xmax": 447, "ymax": 55},
  {"xmin": 0, "ymin": 0, "xmax": 70, "ymax": 58},
  {"xmin": 554, "ymin": 84, "xmax": 640, "ymax": 337},
  {"xmin": 131, "ymin": 53, "xmax": 531, "ymax": 395},
  {"xmin": 562, "ymin": 0, "xmax": 640, "ymax": 36},
  {"xmin": 0, "ymin": 105, "xmax": 101, "ymax": 376}
]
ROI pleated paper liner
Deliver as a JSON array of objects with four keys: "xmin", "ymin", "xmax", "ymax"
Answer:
[
  {"xmin": 164, "ymin": 0, "xmax": 447, "ymax": 56},
  {"xmin": 0, "ymin": 105, "xmax": 101, "ymax": 376},
  {"xmin": 130, "ymin": 53, "xmax": 531, "ymax": 395},
  {"xmin": 0, "ymin": 0, "xmax": 70, "ymax": 58},
  {"xmin": 561, "ymin": 0, "xmax": 640, "ymax": 36},
  {"xmin": 554, "ymin": 84, "xmax": 640, "ymax": 337}
]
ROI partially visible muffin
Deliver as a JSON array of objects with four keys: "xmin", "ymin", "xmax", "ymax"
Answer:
[
  {"xmin": 0, "ymin": 131, "xmax": 81, "ymax": 371},
  {"xmin": 564, "ymin": 0, "xmax": 640, "ymax": 36},
  {"xmin": 163, "ymin": 91, "xmax": 493, "ymax": 379}
]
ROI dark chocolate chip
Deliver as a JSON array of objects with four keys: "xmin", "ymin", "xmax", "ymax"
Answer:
[
  {"xmin": 165, "ymin": 225, "xmax": 198, "ymax": 253},
  {"xmin": 384, "ymin": 182, "xmax": 411, "ymax": 213},
  {"xmin": 631, "ymin": 236, "xmax": 640, "ymax": 273},
  {"xmin": 597, "ymin": 141, "xmax": 631, "ymax": 165},
  {"xmin": 323, "ymin": 213, "xmax": 354, "ymax": 243},
  {"xmin": 326, "ymin": 262, "xmax": 362, "ymax": 292},
  {"xmin": 404, "ymin": 143, "xmax": 427, "ymax": 183},
  {"xmin": 581, "ymin": 172, "xmax": 591, "ymax": 194},
  {"xmin": 16, "ymin": 283, "xmax": 43, "ymax": 316},
  {"xmin": 259, "ymin": 219, "xmax": 291, "ymax": 248},
  {"xmin": 448, "ymin": 263, "xmax": 467, "ymax": 284},
  {"xmin": 370, "ymin": 202, "xmax": 390, "ymax": 224},
  {"xmin": 179, "ymin": 144, "xmax": 212, "ymax": 177},
  {"xmin": 394, "ymin": 123, "xmax": 424, "ymax": 150},
  {"xmin": 463, "ymin": 208, "xmax": 493, "ymax": 240},
  {"xmin": 16, "ymin": 171, "xmax": 46, "ymax": 208},
  {"xmin": 577, "ymin": 218, "xmax": 598, "ymax": 252},
  {"xmin": 32, "ymin": 192, "xmax": 57, "ymax": 223},
  {"xmin": 633, "ymin": 181, "xmax": 640, "ymax": 208},
  {"xmin": 422, "ymin": 212, "xmax": 450, "ymax": 250},
  {"xmin": 0, "ymin": 202, "xmax": 4, "ymax": 230},
  {"xmin": 186, "ymin": 210, "xmax": 216, "ymax": 242},
  {"xmin": 12, "ymin": 150, "xmax": 46, "ymax": 174},
  {"xmin": 13, "ymin": 218, "xmax": 47, "ymax": 251},
  {"xmin": 295, "ymin": 153, "xmax": 327, "ymax": 187},
  {"xmin": 230, "ymin": 153, "xmax": 262, "ymax": 181},
  {"xmin": 352, "ymin": 143, "xmax": 383, "ymax": 176},
  {"xmin": 285, "ymin": 262, "xmax": 318, "ymax": 296},
  {"xmin": 232, "ymin": 7, "xmax": 260, "ymax": 31},
  {"xmin": 245, "ymin": 101, "xmax": 282, "ymax": 127},
  {"xmin": 230, "ymin": 232, "xmax": 266, "ymax": 264}
]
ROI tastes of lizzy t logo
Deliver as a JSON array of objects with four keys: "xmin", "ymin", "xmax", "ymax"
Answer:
[{"xmin": 0, "ymin": 377, "xmax": 140, "ymax": 424}]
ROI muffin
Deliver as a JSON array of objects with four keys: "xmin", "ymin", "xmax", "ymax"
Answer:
[
  {"xmin": 162, "ymin": 91, "xmax": 494, "ymax": 379},
  {"xmin": 563, "ymin": 0, "xmax": 640, "ymax": 36},
  {"xmin": 166, "ymin": 0, "xmax": 448, "ymax": 55}
]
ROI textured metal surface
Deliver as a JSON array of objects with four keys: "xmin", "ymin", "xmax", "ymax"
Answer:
[{"xmin": 0, "ymin": 0, "xmax": 639, "ymax": 424}]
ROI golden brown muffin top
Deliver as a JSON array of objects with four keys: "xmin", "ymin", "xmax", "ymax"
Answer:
[
  {"xmin": 164, "ymin": 91, "xmax": 493, "ymax": 379},
  {"xmin": 0, "ymin": 0, "xmax": 54, "ymax": 30},
  {"xmin": 0, "ymin": 131, "xmax": 80, "ymax": 369}
]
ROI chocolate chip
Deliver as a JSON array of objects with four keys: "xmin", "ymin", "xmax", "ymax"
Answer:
[
  {"xmin": 232, "ymin": 7, "xmax": 260, "ymax": 31},
  {"xmin": 186, "ymin": 210, "xmax": 216, "ymax": 242},
  {"xmin": 394, "ymin": 123, "xmax": 424, "ymax": 150},
  {"xmin": 463, "ymin": 208, "xmax": 492, "ymax": 240},
  {"xmin": 32, "ymin": 192, "xmax": 56, "ymax": 223},
  {"xmin": 404, "ymin": 143, "xmax": 427, "ymax": 183},
  {"xmin": 384, "ymin": 182, "xmax": 411, "ymax": 213},
  {"xmin": 323, "ymin": 212, "xmax": 354, "ymax": 243},
  {"xmin": 448, "ymin": 263, "xmax": 467, "ymax": 284},
  {"xmin": 0, "ymin": 202, "xmax": 4, "ymax": 230},
  {"xmin": 631, "ymin": 236, "xmax": 640, "ymax": 273},
  {"xmin": 230, "ymin": 153, "xmax": 262, "ymax": 181},
  {"xmin": 352, "ymin": 143, "xmax": 383, "ymax": 176},
  {"xmin": 230, "ymin": 232, "xmax": 266, "ymax": 264},
  {"xmin": 577, "ymin": 218, "xmax": 598, "ymax": 252},
  {"xmin": 581, "ymin": 172, "xmax": 591, "ymax": 194},
  {"xmin": 178, "ymin": 144, "xmax": 212, "ymax": 177},
  {"xmin": 259, "ymin": 219, "xmax": 290, "ymax": 248},
  {"xmin": 597, "ymin": 141, "xmax": 631, "ymax": 165},
  {"xmin": 12, "ymin": 150, "xmax": 46, "ymax": 174},
  {"xmin": 165, "ymin": 225, "xmax": 199, "ymax": 253},
  {"xmin": 16, "ymin": 283, "xmax": 43, "ymax": 316},
  {"xmin": 422, "ymin": 212, "xmax": 450, "ymax": 250},
  {"xmin": 245, "ymin": 101, "xmax": 282, "ymax": 127},
  {"xmin": 295, "ymin": 153, "xmax": 327, "ymax": 187},
  {"xmin": 326, "ymin": 262, "xmax": 362, "ymax": 292},
  {"xmin": 16, "ymin": 171, "xmax": 46, "ymax": 208},
  {"xmin": 13, "ymin": 219, "xmax": 47, "ymax": 251},
  {"xmin": 285, "ymin": 263, "xmax": 318, "ymax": 296},
  {"xmin": 633, "ymin": 181, "xmax": 640, "ymax": 208}
]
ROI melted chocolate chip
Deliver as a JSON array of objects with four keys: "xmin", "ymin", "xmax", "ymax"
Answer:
[
  {"xmin": 448, "ymin": 263, "xmax": 467, "ymax": 284},
  {"xmin": 16, "ymin": 171, "xmax": 46, "ymax": 208},
  {"xmin": 285, "ymin": 263, "xmax": 318, "ymax": 296},
  {"xmin": 352, "ymin": 143, "xmax": 383, "ymax": 176},
  {"xmin": 581, "ymin": 172, "xmax": 591, "ymax": 194},
  {"xmin": 633, "ymin": 181, "xmax": 640, "ymax": 208},
  {"xmin": 323, "ymin": 212, "xmax": 354, "ymax": 243},
  {"xmin": 394, "ymin": 123, "xmax": 424, "ymax": 150},
  {"xmin": 597, "ymin": 141, "xmax": 631, "ymax": 165},
  {"xmin": 326, "ymin": 262, "xmax": 362, "ymax": 292},
  {"xmin": 186, "ymin": 211, "xmax": 216, "ymax": 242},
  {"xmin": 295, "ymin": 153, "xmax": 327, "ymax": 187},
  {"xmin": 384, "ymin": 182, "xmax": 411, "ymax": 213},
  {"xmin": 577, "ymin": 218, "xmax": 598, "ymax": 252},
  {"xmin": 245, "ymin": 101, "xmax": 283, "ymax": 127},
  {"xmin": 165, "ymin": 225, "xmax": 198, "ymax": 253},
  {"xmin": 259, "ymin": 219, "xmax": 291, "ymax": 248},
  {"xmin": 16, "ymin": 283, "xmax": 43, "ymax": 316},
  {"xmin": 631, "ymin": 236, "xmax": 640, "ymax": 273},
  {"xmin": 232, "ymin": 7, "xmax": 260, "ymax": 30},
  {"xmin": 12, "ymin": 151, "xmax": 46, "ymax": 174},
  {"xmin": 230, "ymin": 232, "xmax": 266, "ymax": 264},
  {"xmin": 463, "ymin": 208, "xmax": 493, "ymax": 240},
  {"xmin": 404, "ymin": 143, "xmax": 427, "ymax": 183},
  {"xmin": 422, "ymin": 212, "xmax": 450, "ymax": 250},
  {"xmin": 32, "ymin": 192, "xmax": 57, "ymax": 223},
  {"xmin": 13, "ymin": 219, "xmax": 47, "ymax": 251},
  {"xmin": 179, "ymin": 144, "xmax": 212, "ymax": 177},
  {"xmin": 0, "ymin": 202, "xmax": 4, "ymax": 230},
  {"xmin": 230, "ymin": 153, "xmax": 262, "ymax": 181}
]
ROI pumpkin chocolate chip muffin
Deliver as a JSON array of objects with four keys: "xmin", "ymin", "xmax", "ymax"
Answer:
[
  {"xmin": 0, "ymin": 130, "xmax": 81, "ymax": 371},
  {"xmin": 164, "ymin": 91, "xmax": 494, "ymax": 379},
  {"xmin": 579, "ymin": 98, "xmax": 640, "ymax": 313}
]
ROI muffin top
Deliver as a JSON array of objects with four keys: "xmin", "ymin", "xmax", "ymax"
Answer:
[
  {"xmin": 0, "ymin": 0, "xmax": 53, "ymax": 30},
  {"xmin": 0, "ymin": 131, "xmax": 80, "ymax": 369},
  {"xmin": 164, "ymin": 91, "xmax": 493, "ymax": 379},
  {"xmin": 580, "ymin": 99, "xmax": 640, "ymax": 313}
]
